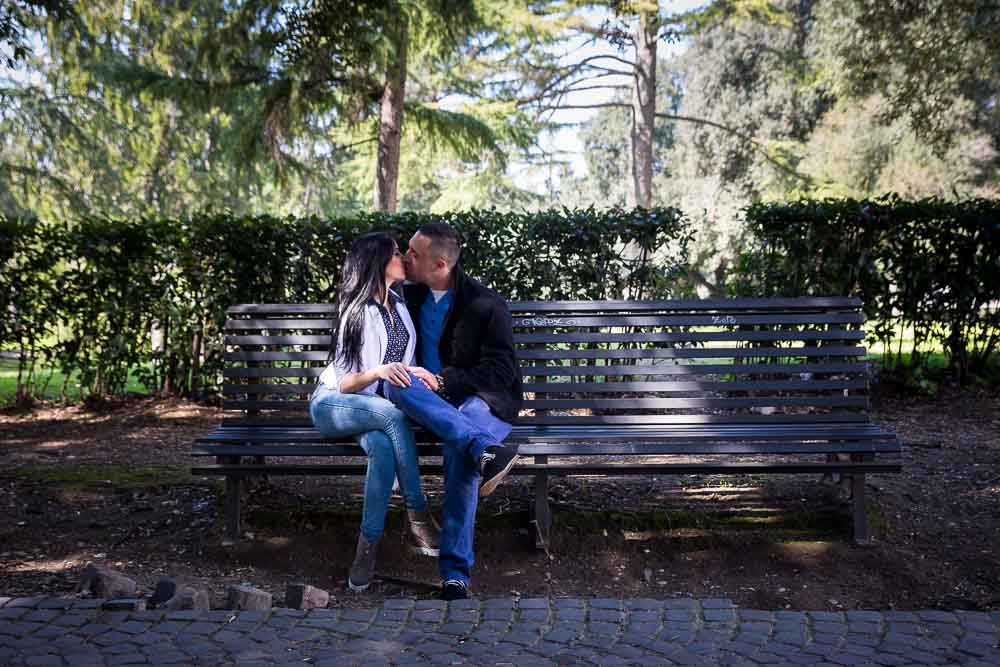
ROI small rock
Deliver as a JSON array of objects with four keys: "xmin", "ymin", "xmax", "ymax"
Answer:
[
  {"xmin": 102, "ymin": 598, "xmax": 146, "ymax": 612},
  {"xmin": 165, "ymin": 587, "xmax": 210, "ymax": 611},
  {"xmin": 148, "ymin": 578, "xmax": 178, "ymax": 608},
  {"xmin": 285, "ymin": 583, "xmax": 329, "ymax": 610},
  {"xmin": 226, "ymin": 584, "xmax": 272, "ymax": 611},
  {"xmin": 78, "ymin": 562, "xmax": 137, "ymax": 599}
]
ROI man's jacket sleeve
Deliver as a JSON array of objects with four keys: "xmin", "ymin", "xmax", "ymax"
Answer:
[{"xmin": 440, "ymin": 300, "xmax": 518, "ymax": 399}]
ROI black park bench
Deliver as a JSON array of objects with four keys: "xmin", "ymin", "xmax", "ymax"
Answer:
[{"xmin": 192, "ymin": 297, "xmax": 902, "ymax": 547}]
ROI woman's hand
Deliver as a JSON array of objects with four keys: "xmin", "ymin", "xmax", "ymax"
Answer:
[
  {"xmin": 374, "ymin": 362, "xmax": 412, "ymax": 387},
  {"xmin": 408, "ymin": 366, "xmax": 439, "ymax": 392}
]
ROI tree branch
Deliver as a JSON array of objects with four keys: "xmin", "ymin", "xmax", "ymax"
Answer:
[{"xmin": 656, "ymin": 112, "xmax": 814, "ymax": 184}]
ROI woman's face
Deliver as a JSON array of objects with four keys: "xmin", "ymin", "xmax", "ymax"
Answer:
[{"xmin": 384, "ymin": 244, "xmax": 406, "ymax": 284}]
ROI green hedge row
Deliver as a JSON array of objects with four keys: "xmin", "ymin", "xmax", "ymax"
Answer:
[
  {"xmin": 2, "ymin": 208, "xmax": 692, "ymax": 399},
  {"xmin": 734, "ymin": 196, "xmax": 1000, "ymax": 383}
]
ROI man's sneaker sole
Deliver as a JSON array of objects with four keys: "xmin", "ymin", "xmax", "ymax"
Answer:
[
  {"xmin": 347, "ymin": 578, "xmax": 370, "ymax": 592},
  {"xmin": 410, "ymin": 544, "xmax": 439, "ymax": 557},
  {"xmin": 480, "ymin": 454, "xmax": 519, "ymax": 497}
]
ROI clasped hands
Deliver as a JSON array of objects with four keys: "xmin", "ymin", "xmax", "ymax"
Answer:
[{"xmin": 373, "ymin": 362, "xmax": 440, "ymax": 392}]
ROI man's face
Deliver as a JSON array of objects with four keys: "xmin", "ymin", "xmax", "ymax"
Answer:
[{"xmin": 404, "ymin": 232, "xmax": 439, "ymax": 284}]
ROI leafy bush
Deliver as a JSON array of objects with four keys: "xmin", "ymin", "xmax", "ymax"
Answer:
[
  {"xmin": 1, "ymin": 207, "xmax": 692, "ymax": 399},
  {"xmin": 734, "ymin": 196, "xmax": 1000, "ymax": 382}
]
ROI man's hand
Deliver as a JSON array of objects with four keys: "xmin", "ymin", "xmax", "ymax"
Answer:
[
  {"xmin": 374, "ymin": 362, "xmax": 411, "ymax": 387},
  {"xmin": 407, "ymin": 366, "xmax": 439, "ymax": 392}
]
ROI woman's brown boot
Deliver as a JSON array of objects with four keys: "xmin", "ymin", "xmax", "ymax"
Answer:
[
  {"xmin": 348, "ymin": 533, "xmax": 378, "ymax": 591},
  {"xmin": 406, "ymin": 509, "xmax": 440, "ymax": 557}
]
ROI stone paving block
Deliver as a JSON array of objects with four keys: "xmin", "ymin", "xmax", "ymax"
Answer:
[
  {"xmin": 383, "ymin": 598, "xmax": 415, "ymax": 610},
  {"xmin": 589, "ymin": 608, "xmax": 624, "ymax": 624},
  {"xmin": 847, "ymin": 621, "xmax": 882, "ymax": 634},
  {"xmin": 32, "ymin": 625, "xmax": 69, "ymax": 639},
  {"xmin": 6, "ymin": 598, "xmax": 43, "ymax": 608},
  {"xmin": 588, "ymin": 598, "xmax": 622, "ymax": 610},
  {"xmin": 626, "ymin": 598, "xmax": 663, "ymax": 610},
  {"xmin": 554, "ymin": 608, "xmax": 585, "ymax": 622},
  {"xmin": 414, "ymin": 599, "xmax": 447, "ymax": 611},
  {"xmin": 552, "ymin": 598, "xmax": 584, "ymax": 609},
  {"xmin": 775, "ymin": 610, "xmax": 807, "ymax": 622},
  {"xmin": 587, "ymin": 621, "xmax": 620, "ymax": 636},
  {"xmin": 341, "ymin": 607, "xmax": 377, "ymax": 623},
  {"xmin": 24, "ymin": 656, "xmax": 63, "ymax": 667},
  {"xmin": 702, "ymin": 598, "xmax": 735, "ymax": 609},
  {"xmin": 810, "ymin": 611, "xmax": 846, "ymax": 623},
  {"xmin": 918, "ymin": 611, "xmax": 959, "ymax": 624},
  {"xmin": 626, "ymin": 621, "xmax": 661, "ymax": 636},
  {"xmin": 21, "ymin": 610, "xmax": 61, "ymax": 623}
]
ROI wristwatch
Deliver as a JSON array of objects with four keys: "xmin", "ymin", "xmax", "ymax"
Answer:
[{"xmin": 434, "ymin": 373, "xmax": 447, "ymax": 398}]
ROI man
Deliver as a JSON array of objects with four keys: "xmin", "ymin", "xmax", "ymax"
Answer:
[{"xmin": 385, "ymin": 222, "xmax": 522, "ymax": 600}]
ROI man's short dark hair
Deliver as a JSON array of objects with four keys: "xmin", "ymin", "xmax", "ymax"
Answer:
[{"xmin": 418, "ymin": 222, "xmax": 461, "ymax": 268}]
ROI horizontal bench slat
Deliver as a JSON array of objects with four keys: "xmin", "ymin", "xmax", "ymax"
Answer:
[
  {"xmin": 226, "ymin": 335, "xmax": 333, "ymax": 345},
  {"xmin": 512, "ymin": 313, "xmax": 865, "ymax": 328},
  {"xmin": 226, "ymin": 319, "xmax": 334, "ymax": 330},
  {"xmin": 228, "ymin": 304, "xmax": 337, "ymax": 315},
  {"xmin": 221, "ymin": 412, "xmax": 873, "ymax": 427},
  {"xmin": 515, "ymin": 329, "xmax": 866, "ymax": 344},
  {"xmin": 524, "ymin": 380, "xmax": 866, "ymax": 393},
  {"xmin": 520, "ymin": 362, "xmax": 868, "ymax": 376},
  {"xmin": 226, "ymin": 352, "xmax": 330, "ymax": 361},
  {"xmin": 222, "ymin": 379, "xmax": 868, "ymax": 395},
  {"xmin": 200, "ymin": 424, "xmax": 895, "ymax": 444},
  {"xmin": 192, "ymin": 440, "xmax": 898, "ymax": 457},
  {"xmin": 523, "ymin": 397, "xmax": 869, "ymax": 409},
  {"xmin": 517, "ymin": 346, "xmax": 866, "ymax": 360},
  {"xmin": 192, "ymin": 461, "xmax": 900, "ymax": 477},
  {"xmin": 509, "ymin": 297, "xmax": 863, "ymax": 312},
  {"xmin": 224, "ymin": 368, "xmax": 324, "ymax": 378}
]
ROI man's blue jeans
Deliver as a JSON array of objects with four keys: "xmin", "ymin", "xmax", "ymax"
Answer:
[
  {"xmin": 386, "ymin": 373, "xmax": 512, "ymax": 586},
  {"xmin": 309, "ymin": 384, "xmax": 428, "ymax": 544}
]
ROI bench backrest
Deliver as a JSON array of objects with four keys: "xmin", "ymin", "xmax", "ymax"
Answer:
[{"xmin": 222, "ymin": 297, "xmax": 870, "ymax": 425}]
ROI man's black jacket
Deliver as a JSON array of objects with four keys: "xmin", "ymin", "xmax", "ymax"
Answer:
[{"xmin": 402, "ymin": 268, "xmax": 523, "ymax": 423}]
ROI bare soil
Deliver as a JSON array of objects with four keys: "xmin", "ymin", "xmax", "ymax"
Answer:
[{"xmin": 1, "ymin": 389, "xmax": 998, "ymax": 611}]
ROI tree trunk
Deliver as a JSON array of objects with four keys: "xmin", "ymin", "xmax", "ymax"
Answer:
[
  {"xmin": 374, "ymin": 13, "xmax": 409, "ymax": 213},
  {"xmin": 629, "ymin": 7, "xmax": 657, "ymax": 209}
]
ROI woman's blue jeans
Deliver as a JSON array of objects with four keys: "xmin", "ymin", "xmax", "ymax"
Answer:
[{"xmin": 309, "ymin": 383, "xmax": 427, "ymax": 543}]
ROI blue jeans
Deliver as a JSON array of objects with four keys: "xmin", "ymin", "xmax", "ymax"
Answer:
[
  {"xmin": 309, "ymin": 384, "xmax": 428, "ymax": 544},
  {"xmin": 386, "ymin": 373, "xmax": 512, "ymax": 586}
]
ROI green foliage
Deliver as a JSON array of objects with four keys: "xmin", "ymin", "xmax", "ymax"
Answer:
[
  {"xmin": 1, "ymin": 207, "xmax": 692, "ymax": 401},
  {"xmin": 733, "ymin": 196, "xmax": 1000, "ymax": 383}
]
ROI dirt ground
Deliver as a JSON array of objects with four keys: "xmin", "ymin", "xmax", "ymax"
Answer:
[{"xmin": 1, "ymin": 388, "xmax": 998, "ymax": 612}]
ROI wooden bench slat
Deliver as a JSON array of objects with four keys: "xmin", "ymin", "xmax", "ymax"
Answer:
[
  {"xmin": 221, "ymin": 378, "xmax": 868, "ymax": 394},
  {"xmin": 226, "ymin": 335, "xmax": 333, "ymax": 345},
  {"xmin": 199, "ymin": 424, "xmax": 895, "ymax": 444},
  {"xmin": 224, "ymin": 367, "xmax": 324, "ymax": 378},
  {"xmin": 512, "ymin": 313, "xmax": 865, "ymax": 328},
  {"xmin": 226, "ymin": 352, "xmax": 331, "ymax": 361},
  {"xmin": 522, "ymin": 397, "xmax": 869, "ymax": 409},
  {"xmin": 519, "ymin": 362, "xmax": 868, "ymax": 376},
  {"xmin": 509, "ymin": 297, "xmax": 863, "ymax": 312},
  {"xmin": 515, "ymin": 329, "xmax": 866, "ymax": 344},
  {"xmin": 523, "ymin": 380, "xmax": 867, "ymax": 393},
  {"xmin": 219, "ymin": 412, "xmax": 873, "ymax": 427},
  {"xmin": 517, "ymin": 346, "xmax": 866, "ymax": 360},
  {"xmin": 228, "ymin": 304, "xmax": 337, "ymax": 315},
  {"xmin": 192, "ymin": 461, "xmax": 900, "ymax": 477},
  {"xmin": 192, "ymin": 440, "xmax": 898, "ymax": 458},
  {"xmin": 226, "ymin": 319, "xmax": 335, "ymax": 330}
]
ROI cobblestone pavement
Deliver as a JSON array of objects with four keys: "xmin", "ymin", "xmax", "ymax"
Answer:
[{"xmin": 1, "ymin": 596, "xmax": 998, "ymax": 666}]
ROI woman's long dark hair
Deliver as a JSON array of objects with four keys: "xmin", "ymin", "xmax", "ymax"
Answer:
[{"xmin": 329, "ymin": 232, "xmax": 398, "ymax": 370}]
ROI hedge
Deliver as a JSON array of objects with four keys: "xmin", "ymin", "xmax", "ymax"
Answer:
[
  {"xmin": 1, "ymin": 207, "xmax": 693, "ymax": 399},
  {"xmin": 733, "ymin": 196, "xmax": 1000, "ymax": 382}
]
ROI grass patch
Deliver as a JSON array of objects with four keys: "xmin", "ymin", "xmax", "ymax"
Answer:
[
  {"xmin": 0, "ymin": 358, "xmax": 152, "ymax": 403},
  {"xmin": 15, "ymin": 464, "xmax": 194, "ymax": 491}
]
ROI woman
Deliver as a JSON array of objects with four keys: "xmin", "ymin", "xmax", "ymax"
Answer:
[{"xmin": 310, "ymin": 232, "xmax": 439, "ymax": 592}]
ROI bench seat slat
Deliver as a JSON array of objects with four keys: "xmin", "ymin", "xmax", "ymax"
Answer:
[
  {"xmin": 511, "ymin": 313, "xmax": 865, "ymax": 327},
  {"xmin": 198, "ymin": 424, "xmax": 896, "ymax": 444},
  {"xmin": 192, "ymin": 440, "xmax": 899, "ymax": 457},
  {"xmin": 221, "ymin": 379, "xmax": 868, "ymax": 394},
  {"xmin": 509, "ymin": 297, "xmax": 863, "ymax": 312},
  {"xmin": 192, "ymin": 461, "xmax": 900, "ymax": 477},
  {"xmin": 519, "ymin": 362, "xmax": 868, "ymax": 376},
  {"xmin": 516, "ymin": 346, "xmax": 866, "ymax": 360},
  {"xmin": 515, "ymin": 330, "xmax": 866, "ymax": 344}
]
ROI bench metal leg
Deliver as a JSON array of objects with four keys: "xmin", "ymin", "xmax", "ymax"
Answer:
[
  {"xmin": 531, "ymin": 455, "xmax": 551, "ymax": 552},
  {"xmin": 224, "ymin": 476, "xmax": 241, "ymax": 545},
  {"xmin": 852, "ymin": 472, "xmax": 870, "ymax": 544}
]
